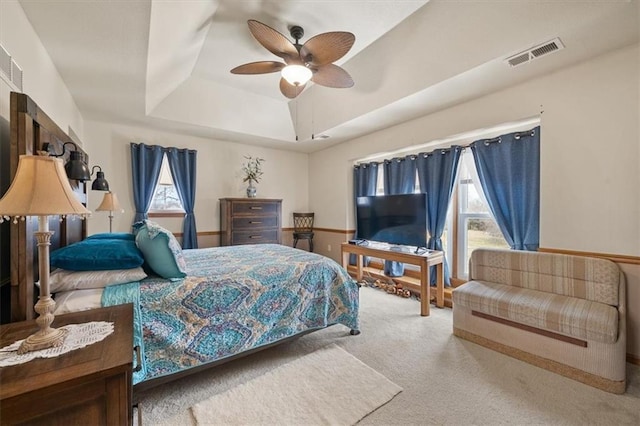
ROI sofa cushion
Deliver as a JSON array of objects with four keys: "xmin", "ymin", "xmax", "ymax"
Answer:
[
  {"xmin": 469, "ymin": 249, "xmax": 620, "ymax": 306},
  {"xmin": 452, "ymin": 280, "xmax": 619, "ymax": 344}
]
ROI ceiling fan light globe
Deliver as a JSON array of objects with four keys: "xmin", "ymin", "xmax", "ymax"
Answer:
[{"xmin": 281, "ymin": 65, "xmax": 312, "ymax": 86}]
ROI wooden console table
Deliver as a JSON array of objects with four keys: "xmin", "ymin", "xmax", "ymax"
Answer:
[{"xmin": 341, "ymin": 242, "xmax": 444, "ymax": 316}]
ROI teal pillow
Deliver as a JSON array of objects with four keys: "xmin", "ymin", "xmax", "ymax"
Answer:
[
  {"xmin": 50, "ymin": 239, "xmax": 144, "ymax": 271},
  {"xmin": 135, "ymin": 221, "xmax": 187, "ymax": 279},
  {"xmin": 86, "ymin": 232, "xmax": 135, "ymax": 241}
]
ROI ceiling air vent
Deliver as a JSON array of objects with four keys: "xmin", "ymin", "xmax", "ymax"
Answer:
[{"xmin": 505, "ymin": 37, "xmax": 564, "ymax": 68}]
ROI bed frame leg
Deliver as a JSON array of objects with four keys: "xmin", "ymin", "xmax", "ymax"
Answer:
[{"xmin": 350, "ymin": 329, "xmax": 361, "ymax": 335}]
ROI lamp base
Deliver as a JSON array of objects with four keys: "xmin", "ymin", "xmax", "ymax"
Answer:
[{"xmin": 17, "ymin": 327, "xmax": 68, "ymax": 354}]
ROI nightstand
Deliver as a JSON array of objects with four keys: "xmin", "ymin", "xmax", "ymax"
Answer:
[{"xmin": 0, "ymin": 304, "xmax": 133, "ymax": 425}]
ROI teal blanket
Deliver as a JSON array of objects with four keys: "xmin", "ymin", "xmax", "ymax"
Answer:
[
  {"xmin": 101, "ymin": 281, "xmax": 146, "ymax": 384},
  {"xmin": 103, "ymin": 244, "xmax": 359, "ymax": 385}
]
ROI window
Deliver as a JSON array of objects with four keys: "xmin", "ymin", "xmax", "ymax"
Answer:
[
  {"xmin": 374, "ymin": 164, "xmax": 420, "ymax": 195},
  {"xmin": 372, "ymin": 150, "xmax": 508, "ymax": 281},
  {"xmin": 452, "ymin": 151, "xmax": 508, "ymax": 278},
  {"xmin": 149, "ymin": 154, "xmax": 184, "ymax": 214},
  {"xmin": 357, "ymin": 119, "xmax": 538, "ymax": 282}
]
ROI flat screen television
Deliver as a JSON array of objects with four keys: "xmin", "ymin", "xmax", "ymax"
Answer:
[{"xmin": 355, "ymin": 193, "xmax": 428, "ymax": 248}]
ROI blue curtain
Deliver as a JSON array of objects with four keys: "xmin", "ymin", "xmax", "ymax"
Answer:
[
  {"xmin": 167, "ymin": 147, "xmax": 198, "ymax": 249},
  {"xmin": 383, "ymin": 156, "xmax": 416, "ymax": 195},
  {"xmin": 354, "ymin": 162, "xmax": 379, "ymax": 198},
  {"xmin": 130, "ymin": 143, "xmax": 163, "ymax": 223},
  {"xmin": 471, "ymin": 126, "xmax": 540, "ymax": 251},
  {"xmin": 351, "ymin": 162, "xmax": 379, "ymax": 266},
  {"xmin": 382, "ymin": 156, "xmax": 417, "ymax": 276},
  {"xmin": 416, "ymin": 147, "xmax": 461, "ymax": 286}
]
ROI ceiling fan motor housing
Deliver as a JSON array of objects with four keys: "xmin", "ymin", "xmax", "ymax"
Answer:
[{"xmin": 289, "ymin": 25, "xmax": 304, "ymax": 42}]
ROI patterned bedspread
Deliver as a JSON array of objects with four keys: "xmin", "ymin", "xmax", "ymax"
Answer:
[{"xmin": 103, "ymin": 244, "xmax": 359, "ymax": 385}]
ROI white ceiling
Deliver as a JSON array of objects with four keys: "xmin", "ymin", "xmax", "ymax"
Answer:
[{"xmin": 18, "ymin": 0, "xmax": 639, "ymax": 153}]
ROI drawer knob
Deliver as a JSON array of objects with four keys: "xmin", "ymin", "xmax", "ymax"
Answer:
[
  {"xmin": 250, "ymin": 235, "xmax": 263, "ymax": 239},
  {"xmin": 249, "ymin": 221, "xmax": 262, "ymax": 224},
  {"xmin": 250, "ymin": 206, "xmax": 263, "ymax": 210}
]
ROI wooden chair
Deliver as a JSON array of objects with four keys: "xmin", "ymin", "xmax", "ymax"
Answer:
[{"xmin": 293, "ymin": 212, "xmax": 314, "ymax": 252}]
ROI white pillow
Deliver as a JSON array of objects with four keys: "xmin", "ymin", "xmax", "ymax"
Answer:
[
  {"xmin": 48, "ymin": 267, "xmax": 147, "ymax": 293},
  {"xmin": 53, "ymin": 289, "xmax": 103, "ymax": 315}
]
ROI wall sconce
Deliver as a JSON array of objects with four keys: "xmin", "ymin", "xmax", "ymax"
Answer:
[
  {"xmin": 90, "ymin": 166, "xmax": 110, "ymax": 191},
  {"xmin": 42, "ymin": 142, "xmax": 90, "ymax": 181}
]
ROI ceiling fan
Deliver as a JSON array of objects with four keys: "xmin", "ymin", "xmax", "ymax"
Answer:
[{"xmin": 231, "ymin": 20, "xmax": 355, "ymax": 99}]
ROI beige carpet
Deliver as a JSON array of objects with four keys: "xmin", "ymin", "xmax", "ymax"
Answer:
[
  {"xmin": 136, "ymin": 286, "xmax": 640, "ymax": 425},
  {"xmin": 190, "ymin": 344, "xmax": 401, "ymax": 425}
]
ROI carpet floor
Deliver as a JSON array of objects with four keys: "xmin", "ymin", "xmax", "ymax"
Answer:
[{"xmin": 136, "ymin": 286, "xmax": 640, "ymax": 425}]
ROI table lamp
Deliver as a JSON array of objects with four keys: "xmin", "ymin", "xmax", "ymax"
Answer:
[
  {"xmin": 96, "ymin": 191, "xmax": 123, "ymax": 232},
  {"xmin": 0, "ymin": 155, "xmax": 91, "ymax": 354}
]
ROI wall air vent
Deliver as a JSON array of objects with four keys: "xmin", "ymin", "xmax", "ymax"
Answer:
[
  {"xmin": 506, "ymin": 37, "xmax": 564, "ymax": 68},
  {"xmin": 0, "ymin": 43, "xmax": 23, "ymax": 91},
  {"xmin": 0, "ymin": 45, "xmax": 11, "ymax": 78}
]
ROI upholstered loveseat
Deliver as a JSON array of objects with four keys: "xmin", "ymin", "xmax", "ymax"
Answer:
[{"xmin": 452, "ymin": 248, "xmax": 626, "ymax": 393}]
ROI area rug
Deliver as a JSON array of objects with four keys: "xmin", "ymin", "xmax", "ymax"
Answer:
[{"xmin": 189, "ymin": 344, "xmax": 402, "ymax": 425}]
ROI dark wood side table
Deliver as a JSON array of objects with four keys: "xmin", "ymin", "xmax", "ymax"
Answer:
[{"xmin": 0, "ymin": 304, "xmax": 134, "ymax": 425}]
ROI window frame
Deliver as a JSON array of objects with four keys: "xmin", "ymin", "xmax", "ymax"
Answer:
[{"xmin": 148, "ymin": 153, "xmax": 185, "ymax": 217}]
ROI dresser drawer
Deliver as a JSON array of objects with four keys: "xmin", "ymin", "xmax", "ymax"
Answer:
[
  {"xmin": 232, "ymin": 201, "xmax": 279, "ymax": 216},
  {"xmin": 232, "ymin": 230, "xmax": 279, "ymax": 245},
  {"xmin": 232, "ymin": 216, "xmax": 278, "ymax": 229},
  {"xmin": 220, "ymin": 198, "xmax": 282, "ymax": 246}
]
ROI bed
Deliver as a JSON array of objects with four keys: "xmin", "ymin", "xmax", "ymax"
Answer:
[{"xmin": 6, "ymin": 92, "xmax": 359, "ymax": 398}]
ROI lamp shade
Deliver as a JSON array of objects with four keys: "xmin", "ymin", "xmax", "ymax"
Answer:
[
  {"xmin": 281, "ymin": 65, "xmax": 312, "ymax": 86},
  {"xmin": 0, "ymin": 155, "xmax": 91, "ymax": 218},
  {"xmin": 96, "ymin": 191, "xmax": 123, "ymax": 212}
]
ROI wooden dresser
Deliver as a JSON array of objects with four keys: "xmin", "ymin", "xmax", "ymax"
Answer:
[
  {"xmin": 220, "ymin": 198, "xmax": 282, "ymax": 246},
  {"xmin": 0, "ymin": 304, "xmax": 133, "ymax": 425}
]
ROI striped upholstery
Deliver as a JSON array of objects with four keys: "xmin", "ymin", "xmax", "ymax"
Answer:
[
  {"xmin": 452, "ymin": 249, "xmax": 626, "ymax": 393},
  {"xmin": 453, "ymin": 280, "xmax": 619, "ymax": 343},
  {"xmin": 469, "ymin": 249, "xmax": 620, "ymax": 306}
]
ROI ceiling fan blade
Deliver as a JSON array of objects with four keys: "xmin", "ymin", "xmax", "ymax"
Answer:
[
  {"xmin": 300, "ymin": 32, "xmax": 355, "ymax": 67},
  {"xmin": 279, "ymin": 78, "xmax": 306, "ymax": 99},
  {"xmin": 311, "ymin": 64, "xmax": 354, "ymax": 88},
  {"xmin": 231, "ymin": 61, "xmax": 286, "ymax": 74},
  {"xmin": 247, "ymin": 20, "xmax": 299, "ymax": 63}
]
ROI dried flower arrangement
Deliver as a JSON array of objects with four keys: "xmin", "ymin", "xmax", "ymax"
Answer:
[{"xmin": 242, "ymin": 156, "xmax": 265, "ymax": 185}]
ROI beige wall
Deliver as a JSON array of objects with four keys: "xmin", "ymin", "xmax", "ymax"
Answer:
[
  {"xmin": 309, "ymin": 44, "xmax": 639, "ymax": 258},
  {"xmin": 309, "ymin": 44, "xmax": 640, "ymax": 357},
  {"xmin": 0, "ymin": 0, "xmax": 83, "ymax": 142},
  {"xmin": 82, "ymin": 120, "xmax": 310, "ymax": 238}
]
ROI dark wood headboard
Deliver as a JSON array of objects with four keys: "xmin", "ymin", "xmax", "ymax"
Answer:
[{"xmin": 8, "ymin": 92, "xmax": 88, "ymax": 322}]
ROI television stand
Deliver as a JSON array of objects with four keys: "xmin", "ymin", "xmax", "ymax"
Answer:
[{"xmin": 341, "ymin": 242, "xmax": 444, "ymax": 316}]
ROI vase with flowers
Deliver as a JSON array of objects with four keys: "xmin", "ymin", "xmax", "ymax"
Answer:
[{"xmin": 242, "ymin": 155, "xmax": 264, "ymax": 198}]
